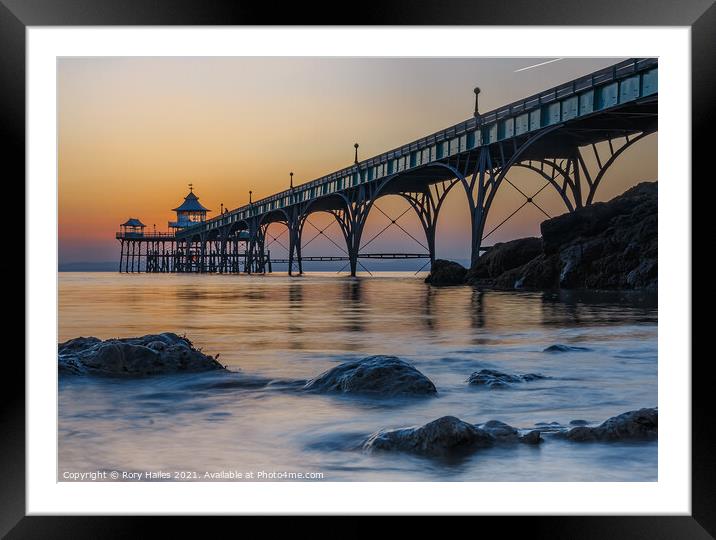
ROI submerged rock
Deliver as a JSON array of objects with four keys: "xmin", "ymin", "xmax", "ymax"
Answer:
[
  {"xmin": 362, "ymin": 416, "xmax": 493, "ymax": 457},
  {"xmin": 467, "ymin": 369, "xmax": 547, "ymax": 388},
  {"xmin": 58, "ymin": 333, "xmax": 224, "ymax": 377},
  {"xmin": 424, "ymin": 259, "xmax": 467, "ymax": 286},
  {"xmin": 565, "ymin": 408, "xmax": 657, "ymax": 442},
  {"xmin": 544, "ymin": 344, "xmax": 591, "ymax": 353},
  {"xmin": 303, "ymin": 356, "xmax": 437, "ymax": 397}
]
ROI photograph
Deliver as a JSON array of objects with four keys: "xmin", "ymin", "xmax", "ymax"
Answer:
[{"xmin": 57, "ymin": 56, "xmax": 659, "ymax": 483}]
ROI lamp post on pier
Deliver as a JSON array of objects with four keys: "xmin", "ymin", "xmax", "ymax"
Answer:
[{"xmin": 473, "ymin": 87, "xmax": 481, "ymax": 118}]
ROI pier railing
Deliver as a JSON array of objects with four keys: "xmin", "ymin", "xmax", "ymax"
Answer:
[
  {"xmin": 116, "ymin": 231, "xmax": 177, "ymax": 240},
  {"xmin": 192, "ymin": 57, "xmax": 657, "ymax": 234}
]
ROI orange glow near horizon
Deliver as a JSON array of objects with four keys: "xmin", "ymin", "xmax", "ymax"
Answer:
[{"xmin": 58, "ymin": 57, "xmax": 657, "ymax": 264}]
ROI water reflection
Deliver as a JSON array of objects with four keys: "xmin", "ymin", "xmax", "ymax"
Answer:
[
  {"xmin": 470, "ymin": 289, "xmax": 486, "ymax": 329},
  {"xmin": 341, "ymin": 278, "xmax": 364, "ymax": 333},
  {"xmin": 422, "ymin": 285, "xmax": 436, "ymax": 331}
]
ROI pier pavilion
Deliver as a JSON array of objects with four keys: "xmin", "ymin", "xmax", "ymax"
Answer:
[{"xmin": 116, "ymin": 186, "xmax": 251, "ymax": 273}]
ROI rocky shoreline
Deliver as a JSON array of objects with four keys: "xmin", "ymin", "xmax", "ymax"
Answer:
[
  {"xmin": 426, "ymin": 181, "xmax": 657, "ymax": 290},
  {"xmin": 59, "ymin": 335, "xmax": 657, "ymax": 458}
]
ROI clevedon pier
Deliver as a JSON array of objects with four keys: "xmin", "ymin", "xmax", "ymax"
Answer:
[{"xmin": 116, "ymin": 58, "xmax": 657, "ymax": 276}]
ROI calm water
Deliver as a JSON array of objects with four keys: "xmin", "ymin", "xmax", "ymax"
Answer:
[{"xmin": 58, "ymin": 272, "xmax": 657, "ymax": 481}]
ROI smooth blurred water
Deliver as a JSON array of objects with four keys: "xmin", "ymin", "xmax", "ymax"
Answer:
[{"xmin": 59, "ymin": 272, "xmax": 657, "ymax": 481}]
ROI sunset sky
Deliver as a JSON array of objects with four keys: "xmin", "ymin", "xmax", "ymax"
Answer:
[{"xmin": 58, "ymin": 57, "xmax": 657, "ymax": 265}]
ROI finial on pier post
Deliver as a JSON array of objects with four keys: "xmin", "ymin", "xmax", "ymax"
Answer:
[
  {"xmin": 249, "ymin": 190, "xmax": 252, "ymax": 204},
  {"xmin": 354, "ymin": 143, "xmax": 359, "ymax": 164},
  {"xmin": 188, "ymin": 183, "xmax": 193, "ymax": 193},
  {"xmin": 290, "ymin": 171, "xmax": 294, "ymax": 189},
  {"xmin": 473, "ymin": 87, "xmax": 481, "ymax": 118}
]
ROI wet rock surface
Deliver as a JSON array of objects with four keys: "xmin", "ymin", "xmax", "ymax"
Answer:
[
  {"xmin": 362, "ymin": 416, "xmax": 494, "ymax": 457},
  {"xmin": 519, "ymin": 430, "xmax": 544, "ymax": 445},
  {"xmin": 564, "ymin": 408, "xmax": 658, "ymax": 442},
  {"xmin": 479, "ymin": 420, "xmax": 520, "ymax": 442},
  {"xmin": 58, "ymin": 333, "xmax": 225, "ymax": 377},
  {"xmin": 303, "ymin": 355, "xmax": 437, "ymax": 397},
  {"xmin": 424, "ymin": 259, "xmax": 468, "ymax": 286},
  {"xmin": 466, "ymin": 237, "xmax": 543, "ymax": 287},
  {"xmin": 467, "ymin": 369, "xmax": 547, "ymax": 388},
  {"xmin": 363, "ymin": 416, "xmax": 544, "ymax": 457},
  {"xmin": 467, "ymin": 182, "xmax": 657, "ymax": 290}
]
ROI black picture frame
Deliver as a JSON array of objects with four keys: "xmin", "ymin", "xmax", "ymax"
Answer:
[{"xmin": 4, "ymin": 0, "xmax": 709, "ymax": 535}]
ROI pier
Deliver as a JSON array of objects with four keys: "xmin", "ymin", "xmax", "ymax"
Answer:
[{"xmin": 116, "ymin": 58, "xmax": 657, "ymax": 275}]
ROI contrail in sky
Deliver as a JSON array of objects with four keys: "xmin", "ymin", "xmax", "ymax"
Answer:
[{"xmin": 514, "ymin": 58, "xmax": 565, "ymax": 73}]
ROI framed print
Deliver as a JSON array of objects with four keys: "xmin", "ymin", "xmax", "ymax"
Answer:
[{"xmin": 5, "ymin": 0, "xmax": 710, "ymax": 535}]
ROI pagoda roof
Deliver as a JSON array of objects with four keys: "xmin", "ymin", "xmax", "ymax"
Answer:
[
  {"xmin": 121, "ymin": 218, "xmax": 146, "ymax": 227},
  {"xmin": 173, "ymin": 190, "xmax": 210, "ymax": 212}
]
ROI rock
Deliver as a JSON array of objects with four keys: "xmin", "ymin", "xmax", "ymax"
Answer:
[
  {"xmin": 544, "ymin": 344, "xmax": 591, "ymax": 353},
  {"xmin": 424, "ymin": 259, "xmax": 467, "ymax": 286},
  {"xmin": 480, "ymin": 420, "xmax": 519, "ymax": 442},
  {"xmin": 519, "ymin": 430, "xmax": 544, "ymax": 445},
  {"xmin": 569, "ymin": 419, "xmax": 589, "ymax": 426},
  {"xmin": 362, "ymin": 416, "xmax": 493, "ymax": 457},
  {"xmin": 363, "ymin": 416, "xmax": 545, "ymax": 456},
  {"xmin": 565, "ymin": 408, "xmax": 657, "ymax": 442},
  {"xmin": 465, "ymin": 182, "xmax": 657, "ymax": 291},
  {"xmin": 467, "ymin": 369, "xmax": 547, "ymax": 388},
  {"xmin": 303, "ymin": 356, "xmax": 437, "ymax": 397},
  {"xmin": 541, "ymin": 183, "xmax": 656, "ymax": 254},
  {"xmin": 466, "ymin": 237, "xmax": 543, "ymax": 285},
  {"xmin": 58, "ymin": 336, "xmax": 101, "ymax": 355},
  {"xmin": 58, "ymin": 332, "xmax": 225, "ymax": 377}
]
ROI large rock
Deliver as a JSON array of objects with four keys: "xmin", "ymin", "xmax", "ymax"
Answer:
[
  {"xmin": 541, "ymin": 183, "xmax": 656, "ymax": 255},
  {"xmin": 58, "ymin": 333, "xmax": 225, "ymax": 377},
  {"xmin": 362, "ymin": 416, "xmax": 494, "ymax": 457},
  {"xmin": 565, "ymin": 408, "xmax": 657, "ymax": 442},
  {"xmin": 424, "ymin": 259, "xmax": 467, "ymax": 286},
  {"xmin": 466, "ymin": 182, "xmax": 657, "ymax": 291},
  {"xmin": 467, "ymin": 369, "xmax": 547, "ymax": 388},
  {"xmin": 466, "ymin": 237, "xmax": 542, "ymax": 285},
  {"xmin": 303, "ymin": 356, "xmax": 437, "ymax": 397}
]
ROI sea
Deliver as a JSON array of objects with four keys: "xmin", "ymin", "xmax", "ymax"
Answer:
[{"xmin": 58, "ymin": 272, "xmax": 657, "ymax": 482}]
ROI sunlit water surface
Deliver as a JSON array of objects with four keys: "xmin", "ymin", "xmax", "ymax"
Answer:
[{"xmin": 59, "ymin": 272, "xmax": 657, "ymax": 481}]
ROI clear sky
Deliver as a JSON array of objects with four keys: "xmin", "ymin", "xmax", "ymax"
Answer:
[{"xmin": 58, "ymin": 57, "xmax": 657, "ymax": 264}]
